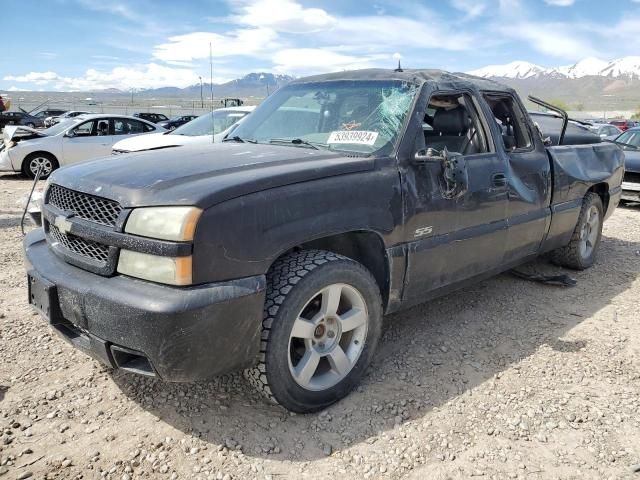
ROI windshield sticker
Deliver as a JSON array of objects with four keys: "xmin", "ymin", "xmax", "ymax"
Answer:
[{"xmin": 327, "ymin": 130, "xmax": 379, "ymax": 145}]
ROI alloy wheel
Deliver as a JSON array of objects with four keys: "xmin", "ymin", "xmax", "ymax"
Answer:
[{"xmin": 288, "ymin": 283, "xmax": 369, "ymax": 391}]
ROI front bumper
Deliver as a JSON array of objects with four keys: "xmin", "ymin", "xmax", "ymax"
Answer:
[
  {"xmin": 0, "ymin": 148, "xmax": 15, "ymax": 172},
  {"xmin": 622, "ymin": 181, "xmax": 640, "ymax": 202},
  {"xmin": 24, "ymin": 229, "xmax": 266, "ymax": 381}
]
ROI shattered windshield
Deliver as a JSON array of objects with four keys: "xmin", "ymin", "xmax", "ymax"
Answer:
[
  {"xmin": 231, "ymin": 80, "xmax": 418, "ymax": 154},
  {"xmin": 171, "ymin": 110, "xmax": 249, "ymax": 136}
]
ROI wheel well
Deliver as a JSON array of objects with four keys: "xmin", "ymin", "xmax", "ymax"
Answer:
[
  {"xmin": 587, "ymin": 183, "xmax": 609, "ymax": 214},
  {"xmin": 22, "ymin": 151, "xmax": 58, "ymax": 172},
  {"xmin": 287, "ymin": 231, "xmax": 390, "ymax": 308}
]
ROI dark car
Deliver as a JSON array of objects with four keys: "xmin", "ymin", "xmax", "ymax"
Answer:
[
  {"xmin": 32, "ymin": 109, "xmax": 67, "ymax": 119},
  {"xmin": 529, "ymin": 112, "xmax": 602, "ymax": 146},
  {"xmin": 0, "ymin": 111, "xmax": 45, "ymax": 129},
  {"xmin": 609, "ymin": 119, "xmax": 638, "ymax": 132},
  {"xmin": 610, "ymin": 127, "xmax": 640, "ymax": 202},
  {"xmin": 133, "ymin": 112, "xmax": 169, "ymax": 124},
  {"xmin": 157, "ymin": 115, "xmax": 198, "ymax": 131},
  {"xmin": 24, "ymin": 69, "xmax": 623, "ymax": 412}
]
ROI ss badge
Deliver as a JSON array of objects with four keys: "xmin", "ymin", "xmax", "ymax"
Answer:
[{"xmin": 414, "ymin": 226, "xmax": 433, "ymax": 238}]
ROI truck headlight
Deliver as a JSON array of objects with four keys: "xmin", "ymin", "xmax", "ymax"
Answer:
[
  {"xmin": 117, "ymin": 250, "xmax": 192, "ymax": 286},
  {"xmin": 125, "ymin": 206, "xmax": 202, "ymax": 241}
]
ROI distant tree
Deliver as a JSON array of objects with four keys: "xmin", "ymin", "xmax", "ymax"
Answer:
[
  {"xmin": 632, "ymin": 111, "xmax": 640, "ymax": 120},
  {"xmin": 549, "ymin": 99, "xmax": 570, "ymax": 111},
  {"xmin": 574, "ymin": 103, "xmax": 585, "ymax": 112}
]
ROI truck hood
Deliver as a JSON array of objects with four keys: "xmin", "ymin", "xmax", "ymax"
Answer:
[
  {"xmin": 49, "ymin": 143, "xmax": 375, "ymax": 209},
  {"xmin": 3, "ymin": 125, "xmax": 47, "ymax": 142},
  {"xmin": 112, "ymin": 132, "xmax": 224, "ymax": 153}
]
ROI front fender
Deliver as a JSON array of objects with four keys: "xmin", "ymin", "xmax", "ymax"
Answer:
[{"xmin": 191, "ymin": 166, "xmax": 403, "ymax": 283}]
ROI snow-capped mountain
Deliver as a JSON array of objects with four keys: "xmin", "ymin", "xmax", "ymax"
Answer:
[
  {"xmin": 468, "ymin": 57, "xmax": 640, "ymax": 80},
  {"xmin": 468, "ymin": 61, "xmax": 548, "ymax": 79},
  {"xmin": 556, "ymin": 57, "xmax": 610, "ymax": 79}
]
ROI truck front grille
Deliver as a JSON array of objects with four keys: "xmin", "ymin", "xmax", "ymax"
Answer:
[
  {"xmin": 48, "ymin": 184, "xmax": 122, "ymax": 227},
  {"xmin": 49, "ymin": 224, "xmax": 110, "ymax": 264}
]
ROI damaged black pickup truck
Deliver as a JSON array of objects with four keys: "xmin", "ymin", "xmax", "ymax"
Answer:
[{"xmin": 24, "ymin": 69, "xmax": 624, "ymax": 412}]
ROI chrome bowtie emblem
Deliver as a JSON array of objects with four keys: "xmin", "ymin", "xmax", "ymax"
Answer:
[{"xmin": 54, "ymin": 215, "xmax": 73, "ymax": 235}]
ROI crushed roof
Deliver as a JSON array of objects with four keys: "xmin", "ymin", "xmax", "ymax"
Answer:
[{"xmin": 291, "ymin": 68, "xmax": 514, "ymax": 93}]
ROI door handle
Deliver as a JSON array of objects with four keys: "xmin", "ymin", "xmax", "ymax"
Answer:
[{"xmin": 491, "ymin": 173, "xmax": 507, "ymax": 187}]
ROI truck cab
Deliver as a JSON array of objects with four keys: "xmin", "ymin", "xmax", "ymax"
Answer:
[{"xmin": 24, "ymin": 69, "xmax": 624, "ymax": 413}]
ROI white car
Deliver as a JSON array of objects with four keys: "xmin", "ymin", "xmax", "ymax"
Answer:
[
  {"xmin": 112, "ymin": 106, "xmax": 255, "ymax": 154},
  {"xmin": 588, "ymin": 123, "xmax": 623, "ymax": 141},
  {"xmin": 0, "ymin": 114, "xmax": 165, "ymax": 178},
  {"xmin": 44, "ymin": 110, "xmax": 91, "ymax": 128}
]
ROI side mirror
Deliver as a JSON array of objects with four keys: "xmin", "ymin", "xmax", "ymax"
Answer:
[
  {"xmin": 413, "ymin": 148, "xmax": 444, "ymax": 165},
  {"xmin": 441, "ymin": 150, "xmax": 469, "ymax": 199},
  {"xmin": 65, "ymin": 130, "xmax": 75, "ymax": 138}
]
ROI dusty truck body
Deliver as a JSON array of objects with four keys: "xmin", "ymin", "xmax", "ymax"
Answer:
[{"xmin": 24, "ymin": 69, "xmax": 624, "ymax": 412}]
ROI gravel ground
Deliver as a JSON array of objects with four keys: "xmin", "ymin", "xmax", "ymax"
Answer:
[{"xmin": 1, "ymin": 174, "xmax": 639, "ymax": 480}]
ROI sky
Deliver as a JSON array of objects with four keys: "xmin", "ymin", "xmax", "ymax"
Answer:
[{"xmin": 2, "ymin": 0, "xmax": 640, "ymax": 91}]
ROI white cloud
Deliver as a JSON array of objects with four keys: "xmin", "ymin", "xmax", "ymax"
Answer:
[
  {"xmin": 271, "ymin": 48, "xmax": 390, "ymax": 74},
  {"xmin": 234, "ymin": 0, "xmax": 336, "ymax": 33},
  {"xmin": 544, "ymin": 0, "xmax": 576, "ymax": 5},
  {"xmin": 75, "ymin": 0, "xmax": 141, "ymax": 23},
  {"xmin": 153, "ymin": 29, "xmax": 279, "ymax": 62},
  {"xmin": 4, "ymin": 64, "xmax": 199, "ymax": 91},
  {"xmin": 502, "ymin": 21, "xmax": 598, "ymax": 60},
  {"xmin": 326, "ymin": 15, "xmax": 479, "ymax": 52},
  {"xmin": 450, "ymin": 0, "xmax": 487, "ymax": 18},
  {"xmin": 4, "ymin": 71, "xmax": 59, "ymax": 84}
]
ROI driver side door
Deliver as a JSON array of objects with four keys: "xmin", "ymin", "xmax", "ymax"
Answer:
[
  {"xmin": 402, "ymin": 91, "xmax": 509, "ymax": 301},
  {"xmin": 62, "ymin": 119, "xmax": 113, "ymax": 164}
]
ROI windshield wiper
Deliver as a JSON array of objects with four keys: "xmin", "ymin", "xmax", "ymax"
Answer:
[
  {"xmin": 223, "ymin": 136, "xmax": 257, "ymax": 144},
  {"xmin": 269, "ymin": 138, "xmax": 330, "ymax": 150}
]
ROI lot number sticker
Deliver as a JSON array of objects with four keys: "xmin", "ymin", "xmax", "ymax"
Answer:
[{"xmin": 327, "ymin": 130, "xmax": 379, "ymax": 145}]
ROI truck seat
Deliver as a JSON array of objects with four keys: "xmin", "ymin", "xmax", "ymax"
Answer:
[{"xmin": 427, "ymin": 107, "xmax": 479, "ymax": 155}]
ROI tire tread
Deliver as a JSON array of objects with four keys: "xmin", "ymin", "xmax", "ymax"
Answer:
[
  {"xmin": 551, "ymin": 192, "xmax": 603, "ymax": 270},
  {"xmin": 245, "ymin": 249, "xmax": 355, "ymax": 405}
]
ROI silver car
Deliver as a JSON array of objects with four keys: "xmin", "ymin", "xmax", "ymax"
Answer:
[{"xmin": 0, "ymin": 114, "xmax": 165, "ymax": 178}]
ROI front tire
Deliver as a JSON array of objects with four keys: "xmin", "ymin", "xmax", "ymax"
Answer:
[
  {"xmin": 246, "ymin": 250, "xmax": 382, "ymax": 413},
  {"xmin": 22, "ymin": 152, "xmax": 58, "ymax": 179},
  {"xmin": 551, "ymin": 192, "xmax": 604, "ymax": 270}
]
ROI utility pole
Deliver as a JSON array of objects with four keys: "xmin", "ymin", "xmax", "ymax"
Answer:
[
  {"xmin": 199, "ymin": 76, "xmax": 203, "ymax": 108},
  {"xmin": 260, "ymin": 74, "xmax": 269, "ymax": 97},
  {"xmin": 209, "ymin": 43, "xmax": 214, "ymax": 106},
  {"xmin": 130, "ymin": 88, "xmax": 134, "ymax": 105},
  {"xmin": 210, "ymin": 42, "xmax": 215, "ymax": 144}
]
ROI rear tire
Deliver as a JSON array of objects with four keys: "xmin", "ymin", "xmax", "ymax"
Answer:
[
  {"xmin": 245, "ymin": 250, "xmax": 382, "ymax": 413},
  {"xmin": 551, "ymin": 192, "xmax": 603, "ymax": 270},
  {"xmin": 22, "ymin": 152, "xmax": 58, "ymax": 179}
]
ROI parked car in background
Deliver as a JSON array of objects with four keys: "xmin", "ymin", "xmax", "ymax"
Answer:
[
  {"xmin": 528, "ymin": 112, "xmax": 601, "ymax": 146},
  {"xmin": 157, "ymin": 115, "xmax": 198, "ymax": 130},
  {"xmin": 32, "ymin": 109, "xmax": 67, "ymax": 119},
  {"xmin": 609, "ymin": 127, "xmax": 640, "ymax": 202},
  {"xmin": 609, "ymin": 119, "xmax": 638, "ymax": 132},
  {"xmin": 112, "ymin": 106, "xmax": 254, "ymax": 154},
  {"xmin": 44, "ymin": 111, "xmax": 90, "ymax": 128},
  {"xmin": 0, "ymin": 111, "xmax": 46, "ymax": 129},
  {"xmin": 133, "ymin": 112, "xmax": 169, "ymax": 124},
  {"xmin": 589, "ymin": 123, "xmax": 622, "ymax": 140},
  {"xmin": 0, "ymin": 114, "xmax": 164, "ymax": 178}
]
